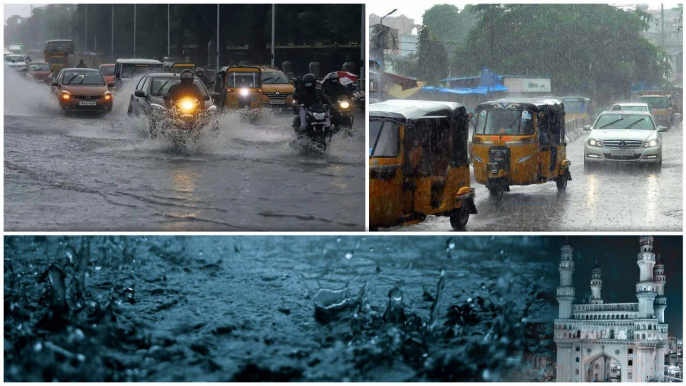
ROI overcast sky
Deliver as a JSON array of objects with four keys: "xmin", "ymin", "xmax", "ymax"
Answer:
[{"xmin": 369, "ymin": 2, "xmax": 682, "ymax": 26}]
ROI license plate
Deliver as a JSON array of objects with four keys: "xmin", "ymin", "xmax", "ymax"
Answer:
[
  {"xmin": 79, "ymin": 101, "xmax": 97, "ymax": 106},
  {"xmin": 270, "ymin": 100, "xmax": 286, "ymax": 105},
  {"xmin": 610, "ymin": 150, "xmax": 634, "ymax": 156}
]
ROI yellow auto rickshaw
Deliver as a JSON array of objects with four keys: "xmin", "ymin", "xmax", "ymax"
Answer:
[
  {"xmin": 215, "ymin": 66, "xmax": 263, "ymax": 110},
  {"xmin": 471, "ymin": 98, "xmax": 571, "ymax": 197},
  {"xmin": 369, "ymin": 100, "xmax": 477, "ymax": 230},
  {"xmin": 165, "ymin": 62, "xmax": 196, "ymax": 74}
]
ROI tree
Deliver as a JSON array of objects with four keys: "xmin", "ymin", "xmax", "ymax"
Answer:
[
  {"xmin": 422, "ymin": 4, "xmax": 479, "ymax": 51},
  {"xmin": 416, "ymin": 25, "xmax": 448, "ymax": 85},
  {"xmin": 451, "ymin": 4, "xmax": 671, "ymax": 98}
]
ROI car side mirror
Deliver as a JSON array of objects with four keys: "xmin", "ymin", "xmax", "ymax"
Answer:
[
  {"xmin": 134, "ymin": 90, "xmax": 146, "ymax": 98},
  {"xmin": 658, "ymin": 126, "xmax": 667, "ymax": 132},
  {"xmin": 583, "ymin": 125, "xmax": 592, "ymax": 131}
]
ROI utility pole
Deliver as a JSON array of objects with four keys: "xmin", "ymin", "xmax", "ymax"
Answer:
[
  {"xmin": 85, "ymin": 4, "xmax": 88, "ymax": 54},
  {"xmin": 216, "ymin": 4, "xmax": 220, "ymax": 76},
  {"xmin": 661, "ymin": 4, "xmax": 665, "ymax": 49},
  {"xmin": 133, "ymin": 4, "xmax": 137, "ymax": 58},
  {"xmin": 167, "ymin": 4, "xmax": 170, "ymax": 58},
  {"xmin": 111, "ymin": 5, "xmax": 114, "ymax": 61},
  {"xmin": 379, "ymin": 9, "xmax": 397, "ymax": 101},
  {"xmin": 490, "ymin": 5, "xmax": 495, "ymax": 70},
  {"xmin": 361, "ymin": 4, "xmax": 365, "ymax": 83},
  {"xmin": 271, "ymin": 4, "xmax": 275, "ymax": 67}
]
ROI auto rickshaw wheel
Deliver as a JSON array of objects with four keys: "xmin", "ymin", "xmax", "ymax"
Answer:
[
  {"xmin": 449, "ymin": 204, "xmax": 470, "ymax": 231},
  {"xmin": 556, "ymin": 173, "xmax": 568, "ymax": 192}
]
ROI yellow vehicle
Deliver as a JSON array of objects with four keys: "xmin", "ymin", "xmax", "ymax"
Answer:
[
  {"xmin": 257, "ymin": 65, "xmax": 295, "ymax": 108},
  {"xmin": 44, "ymin": 39, "xmax": 75, "ymax": 74},
  {"xmin": 639, "ymin": 92, "xmax": 674, "ymax": 129},
  {"xmin": 215, "ymin": 66, "xmax": 263, "ymax": 110},
  {"xmin": 369, "ymin": 100, "xmax": 477, "ymax": 230},
  {"xmin": 471, "ymin": 98, "xmax": 571, "ymax": 197},
  {"xmin": 164, "ymin": 61, "xmax": 196, "ymax": 74}
]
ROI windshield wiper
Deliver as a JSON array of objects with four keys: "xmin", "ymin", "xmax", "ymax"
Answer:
[
  {"xmin": 597, "ymin": 117, "xmax": 624, "ymax": 130},
  {"xmin": 622, "ymin": 118, "xmax": 645, "ymax": 130},
  {"xmin": 370, "ymin": 123, "xmax": 385, "ymax": 156},
  {"xmin": 65, "ymin": 74, "xmax": 79, "ymax": 85},
  {"xmin": 155, "ymin": 81, "xmax": 170, "ymax": 95},
  {"xmin": 508, "ymin": 115, "xmax": 521, "ymax": 130}
]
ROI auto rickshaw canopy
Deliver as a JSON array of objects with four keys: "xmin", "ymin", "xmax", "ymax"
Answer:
[{"xmin": 369, "ymin": 99, "xmax": 466, "ymax": 122}]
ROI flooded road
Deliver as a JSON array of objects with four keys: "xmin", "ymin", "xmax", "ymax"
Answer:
[
  {"xmin": 389, "ymin": 123, "xmax": 683, "ymax": 232},
  {"xmin": 4, "ymin": 236, "xmax": 557, "ymax": 382},
  {"xmin": 4, "ymin": 71, "xmax": 365, "ymax": 231}
]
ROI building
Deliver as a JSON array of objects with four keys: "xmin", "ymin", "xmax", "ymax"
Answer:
[
  {"xmin": 554, "ymin": 236, "xmax": 668, "ymax": 382},
  {"xmin": 641, "ymin": 5, "xmax": 683, "ymax": 86}
]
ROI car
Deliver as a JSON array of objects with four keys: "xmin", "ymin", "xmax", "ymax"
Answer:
[
  {"xmin": 99, "ymin": 63, "xmax": 115, "ymax": 86},
  {"xmin": 25, "ymin": 61, "xmax": 52, "ymax": 83},
  {"xmin": 257, "ymin": 65, "xmax": 295, "ymax": 108},
  {"xmin": 5, "ymin": 54, "xmax": 27, "ymax": 70},
  {"xmin": 127, "ymin": 72, "xmax": 217, "ymax": 117},
  {"xmin": 51, "ymin": 68, "xmax": 113, "ymax": 114},
  {"xmin": 610, "ymin": 102, "xmax": 650, "ymax": 113},
  {"xmin": 583, "ymin": 111, "xmax": 665, "ymax": 169}
]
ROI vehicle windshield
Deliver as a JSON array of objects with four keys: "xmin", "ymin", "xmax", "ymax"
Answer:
[
  {"xmin": 121, "ymin": 63, "xmax": 162, "ymax": 78},
  {"xmin": 100, "ymin": 66, "xmax": 115, "ymax": 76},
  {"xmin": 62, "ymin": 71, "xmax": 106, "ymax": 86},
  {"xmin": 370, "ymin": 120, "xmax": 399, "ymax": 157},
  {"xmin": 261, "ymin": 71, "xmax": 289, "ymax": 85},
  {"xmin": 594, "ymin": 113, "xmax": 655, "ymax": 130},
  {"xmin": 150, "ymin": 78, "xmax": 208, "ymax": 97},
  {"xmin": 5, "ymin": 55, "xmax": 23, "ymax": 62},
  {"xmin": 172, "ymin": 66, "xmax": 195, "ymax": 74},
  {"xmin": 612, "ymin": 105, "xmax": 648, "ymax": 112},
  {"xmin": 561, "ymin": 98, "xmax": 587, "ymax": 113},
  {"xmin": 639, "ymin": 96, "xmax": 669, "ymax": 109},
  {"xmin": 45, "ymin": 41, "xmax": 75, "ymax": 53},
  {"xmin": 474, "ymin": 109, "xmax": 535, "ymax": 135},
  {"xmin": 227, "ymin": 72, "xmax": 261, "ymax": 88},
  {"xmin": 29, "ymin": 64, "xmax": 49, "ymax": 72}
]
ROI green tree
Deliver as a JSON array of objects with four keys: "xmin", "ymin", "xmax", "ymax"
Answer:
[
  {"xmin": 422, "ymin": 4, "xmax": 479, "ymax": 50},
  {"xmin": 416, "ymin": 26, "xmax": 448, "ymax": 85}
]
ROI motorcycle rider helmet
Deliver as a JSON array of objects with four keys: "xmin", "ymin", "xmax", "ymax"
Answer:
[
  {"xmin": 180, "ymin": 69, "xmax": 194, "ymax": 83},
  {"xmin": 328, "ymin": 72, "xmax": 339, "ymax": 84},
  {"xmin": 196, "ymin": 68, "xmax": 204, "ymax": 77},
  {"xmin": 303, "ymin": 73, "xmax": 316, "ymax": 89}
]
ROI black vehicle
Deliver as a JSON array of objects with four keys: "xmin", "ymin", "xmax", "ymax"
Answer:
[
  {"xmin": 127, "ymin": 73, "xmax": 219, "ymax": 142},
  {"xmin": 294, "ymin": 102, "xmax": 333, "ymax": 152}
]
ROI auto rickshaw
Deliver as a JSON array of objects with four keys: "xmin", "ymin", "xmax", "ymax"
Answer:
[
  {"xmin": 369, "ymin": 100, "xmax": 477, "ymax": 230},
  {"xmin": 471, "ymin": 98, "xmax": 571, "ymax": 197},
  {"xmin": 215, "ymin": 66, "xmax": 263, "ymax": 110},
  {"xmin": 164, "ymin": 61, "xmax": 196, "ymax": 74}
]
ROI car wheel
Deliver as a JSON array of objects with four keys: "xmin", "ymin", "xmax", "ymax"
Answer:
[
  {"xmin": 449, "ymin": 203, "xmax": 469, "ymax": 231},
  {"xmin": 556, "ymin": 173, "xmax": 568, "ymax": 192}
]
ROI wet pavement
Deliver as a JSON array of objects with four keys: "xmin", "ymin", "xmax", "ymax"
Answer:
[
  {"xmin": 388, "ymin": 123, "xmax": 683, "ymax": 232},
  {"xmin": 4, "ymin": 71, "xmax": 365, "ymax": 231},
  {"xmin": 4, "ymin": 236, "xmax": 557, "ymax": 382}
]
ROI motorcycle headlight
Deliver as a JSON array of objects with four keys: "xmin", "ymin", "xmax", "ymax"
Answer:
[
  {"xmin": 587, "ymin": 138, "xmax": 602, "ymax": 147},
  {"xmin": 313, "ymin": 112, "xmax": 326, "ymax": 120},
  {"xmin": 179, "ymin": 99, "xmax": 197, "ymax": 114},
  {"xmin": 338, "ymin": 100, "xmax": 350, "ymax": 109},
  {"xmin": 643, "ymin": 138, "xmax": 658, "ymax": 148},
  {"xmin": 240, "ymin": 88, "xmax": 249, "ymax": 97}
]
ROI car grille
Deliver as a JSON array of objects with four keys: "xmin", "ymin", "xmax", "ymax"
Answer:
[
  {"xmin": 604, "ymin": 154, "xmax": 642, "ymax": 160},
  {"xmin": 264, "ymin": 92, "xmax": 291, "ymax": 99},
  {"xmin": 602, "ymin": 140, "xmax": 642, "ymax": 149},
  {"xmin": 72, "ymin": 95, "xmax": 102, "ymax": 100}
]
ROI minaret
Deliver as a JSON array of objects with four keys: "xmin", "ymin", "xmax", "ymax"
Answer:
[
  {"xmin": 636, "ymin": 236, "xmax": 657, "ymax": 318},
  {"xmin": 557, "ymin": 238, "xmax": 575, "ymax": 319},
  {"xmin": 590, "ymin": 260, "xmax": 603, "ymax": 304},
  {"xmin": 654, "ymin": 254, "xmax": 667, "ymax": 323}
]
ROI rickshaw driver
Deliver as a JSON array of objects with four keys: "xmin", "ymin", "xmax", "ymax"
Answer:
[{"xmin": 164, "ymin": 69, "xmax": 205, "ymax": 108}]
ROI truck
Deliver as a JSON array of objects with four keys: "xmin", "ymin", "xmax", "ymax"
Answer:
[
  {"xmin": 638, "ymin": 91, "xmax": 677, "ymax": 129},
  {"xmin": 43, "ymin": 39, "xmax": 75, "ymax": 75}
]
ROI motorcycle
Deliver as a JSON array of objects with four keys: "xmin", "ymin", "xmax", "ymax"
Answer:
[
  {"xmin": 292, "ymin": 102, "xmax": 333, "ymax": 152},
  {"xmin": 149, "ymin": 97, "xmax": 218, "ymax": 146}
]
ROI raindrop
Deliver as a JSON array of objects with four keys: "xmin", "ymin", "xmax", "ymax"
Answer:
[
  {"xmin": 337, "ymin": 237, "xmax": 342, "ymax": 243},
  {"xmin": 344, "ymin": 251, "xmax": 353, "ymax": 260},
  {"xmin": 33, "ymin": 342, "xmax": 42, "ymax": 352},
  {"xmin": 369, "ymin": 247, "xmax": 374, "ymax": 252}
]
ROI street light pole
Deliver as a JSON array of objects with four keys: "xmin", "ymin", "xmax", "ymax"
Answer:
[
  {"xmin": 216, "ymin": 4, "xmax": 220, "ymax": 77},
  {"xmin": 361, "ymin": 4, "xmax": 364, "ymax": 84},
  {"xmin": 84, "ymin": 4, "xmax": 88, "ymax": 54},
  {"xmin": 133, "ymin": 4, "xmax": 137, "ymax": 58},
  {"xmin": 167, "ymin": 4, "xmax": 170, "ymax": 58},
  {"xmin": 111, "ymin": 5, "xmax": 114, "ymax": 61},
  {"xmin": 271, "ymin": 4, "xmax": 275, "ymax": 67},
  {"xmin": 378, "ymin": 9, "xmax": 396, "ymax": 101}
]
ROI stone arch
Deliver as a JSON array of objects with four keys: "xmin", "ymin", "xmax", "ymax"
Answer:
[{"xmin": 584, "ymin": 351, "xmax": 624, "ymax": 382}]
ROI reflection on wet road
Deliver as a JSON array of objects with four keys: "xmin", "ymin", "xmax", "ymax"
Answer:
[
  {"xmin": 390, "ymin": 123, "xmax": 682, "ymax": 231},
  {"xmin": 4, "ymin": 72, "xmax": 365, "ymax": 231}
]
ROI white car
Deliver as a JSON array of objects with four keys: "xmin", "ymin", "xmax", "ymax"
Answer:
[
  {"xmin": 4, "ymin": 54, "xmax": 27, "ymax": 71},
  {"xmin": 610, "ymin": 102, "xmax": 650, "ymax": 113},
  {"xmin": 583, "ymin": 111, "xmax": 665, "ymax": 169}
]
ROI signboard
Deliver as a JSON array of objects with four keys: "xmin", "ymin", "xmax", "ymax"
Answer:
[{"xmin": 504, "ymin": 77, "xmax": 551, "ymax": 93}]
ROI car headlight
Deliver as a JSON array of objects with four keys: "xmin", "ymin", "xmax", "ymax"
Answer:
[
  {"xmin": 338, "ymin": 100, "xmax": 350, "ymax": 109},
  {"xmin": 103, "ymin": 91, "xmax": 112, "ymax": 101},
  {"xmin": 643, "ymin": 139, "xmax": 659, "ymax": 148},
  {"xmin": 240, "ymin": 88, "xmax": 249, "ymax": 97},
  {"xmin": 587, "ymin": 138, "xmax": 602, "ymax": 147},
  {"xmin": 61, "ymin": 91, "xmax": 71, "ymax": 100}
]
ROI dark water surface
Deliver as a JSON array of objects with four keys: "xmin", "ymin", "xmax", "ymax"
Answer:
[{"xmin": 4, "ymin": 236, "xmax": 557, "ymax": 381}]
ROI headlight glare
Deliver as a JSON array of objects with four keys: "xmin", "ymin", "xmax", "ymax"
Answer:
[
  {"xmin": 644, "ymin": 139, "xmax": 658, "ymax": 148},
  {"xmin": 240, "ymin": 88, "xmax": 249, "ymax": 97},
  {"xmin": 339, "ymin": 100, "xmax": 350, "ymax": 109},
  {"xmin": 587, "ymin": 138, "xmax": 602, "ymax": 147}
]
